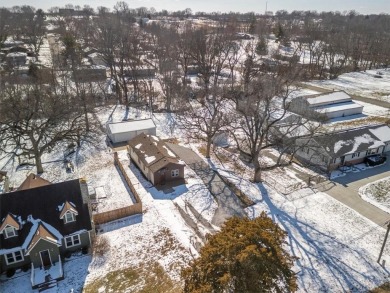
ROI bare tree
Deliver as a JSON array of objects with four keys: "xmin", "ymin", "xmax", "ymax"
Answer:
[
  {"xmin": 0, "ymin": 84, "xmax": 88, "ymax": 173},
  {"xmin": 177, "ymin": 86, "xmax": 233, "ymax": 158},
  {"xmin": 231, "ymin": 74, "xmax": 294, "ymax": 182},
  {"xmin": 24, "ymin": 9, "xmax": 46, "ymax": 61}
]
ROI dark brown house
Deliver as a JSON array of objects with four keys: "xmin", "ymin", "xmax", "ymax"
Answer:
[{"xmin": 127, "ymin": 134, "xmax": 185, "ymax": 186}]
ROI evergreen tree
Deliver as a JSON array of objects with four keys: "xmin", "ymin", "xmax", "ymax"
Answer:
[
  {"xmin": 256, "ymin": 37, "xmax": 268, "ymax": 55},
  {"xmin": 182, "ymin": 214, "xmax": 297, "ymax": 293},
  {"xmin": 274, "ymin": 23, "xmax": 284, "ymax": 42}
]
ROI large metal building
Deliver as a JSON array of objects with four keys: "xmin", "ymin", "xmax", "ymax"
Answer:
[
  {"xmin": 289, "ymin": 91, "xmax": 364, "ymax": 119},
  {"xmin": 107, "ymin": 119, "xmax": 156, "ymax": 144}
]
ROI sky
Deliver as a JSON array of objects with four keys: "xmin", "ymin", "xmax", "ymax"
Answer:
[{"xmin": 1, "ymin": 0, "xmax": 390, "ymax": 15}]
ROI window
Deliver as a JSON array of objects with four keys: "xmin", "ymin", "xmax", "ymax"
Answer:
[
  {"xmin": 306, "ymin": 148, "xmax": 310, "ymax": 154},
  {"xmin": 367, "ymin": 149, "xmax": 377, "ymax": 156},
  {"xmin": 65, "ymin": 234, "xmax": 81, "ymax": 248},
  {"xmin": 322, "ymin": 156, "xmax": 328, "ymax": 164},
  {"xmin": 5, "ymin": 250, "xmax": 23, "ymax": 265},
  {"xmin": 64, "ymin": 212, "xmax": 75, "ymax": 224},
  {"xmin": 171, "ymin": 169, "xmax": 179, "ymax": 177},
  {"xmin": 352, "ymin": 152, "xmax": 360, "ymax": 158},
  {"xmin": 4, "ymin": 226, "xmax": 17, "ymax": 238}
]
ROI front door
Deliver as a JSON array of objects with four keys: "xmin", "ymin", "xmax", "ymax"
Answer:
[{"xmin": 40, "ymin": 250, "xmax": 52, "ymax": 267}]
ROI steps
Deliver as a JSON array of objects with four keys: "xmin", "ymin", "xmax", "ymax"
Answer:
[{"xmin": 38, "ymin": 279, "xmax": 57, "ymax": 292}]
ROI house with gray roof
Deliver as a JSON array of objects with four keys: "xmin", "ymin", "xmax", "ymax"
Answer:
[
  {"xmin": 294, "ymin": 124, "xmax": 390, "ymax": 171},
  {"xmin": 127, "ymin": 134, "xmax": 185, "ymax": 186}
]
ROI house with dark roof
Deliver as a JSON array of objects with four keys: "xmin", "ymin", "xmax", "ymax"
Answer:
[
  {"xmin": 0, "ymin": 178, "xmax": 93, "ymax": 289},
  {"xmin": 127, "ymin": 134, "xmax": 185, "ymax": 186},
  {"xmin": 294, "ymin": 124, "xmax": 390, "ymax": 171}
]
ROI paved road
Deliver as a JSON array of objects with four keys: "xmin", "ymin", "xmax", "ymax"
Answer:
[
  {"xmin": 166, "ymin": 143, "xmax": 246, "ymax": 226},
  {"xmin": 316, "ymin": 155, "xmax": 390, "ymax": 226},
  {"xmin": 298, "ymin": 83, "xmax": 390, "ymax": 109}
]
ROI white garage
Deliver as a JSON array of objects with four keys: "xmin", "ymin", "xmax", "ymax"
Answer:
[
  {"xmin": 107, "ymin": 119, "xmax": 156, "ymax": 144},
  {"xmin": 316, "ymin": 102, "xmax": 364, "ymax": 119}
]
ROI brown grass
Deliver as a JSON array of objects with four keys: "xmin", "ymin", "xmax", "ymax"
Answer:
[
  {"xmin": 93, "ymin": 235, "xmax": 110, "ymax": 257},
  {"xmin": 153, "ymin": 228, "xmax": 186, "ymax": 257},
  {"xmin": 83, "ymin": 261, "xmax": 181, "ymax": 293},
  {"xmin": 329, "ymin": 116, "xmax": 390, "ymax": 129},
  {"xmin": 370, "ymin": 282, "xmax": 390, "ymax": 293},
  {"xmin": 198, "ymin": 145, "xmax": 207, "ymax": 157}
]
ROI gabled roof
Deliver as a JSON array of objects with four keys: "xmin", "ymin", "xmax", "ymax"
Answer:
[
  {"xmin": 128, "ymin": 134, "xmax": 184, "ymax": 172},
  {"xmin": 26, "ymin": 223, "xmax": 60, "ymax": 254},
  {"xmin": 18, "ymin": 174, "xmax": 51, "ymax": 190},
  {"xmin": 59, "ymin": 201, "xmax": 78, "ymax": 219},
  {"xmin": 304, "ymin": 91, "xmax": 352, "ymax": 107},
  {"xmin": 0, "ymin": 179, "xmax": 92, "ymax": 251},
  {"xmin": 0, "ymin": 214, "xmax": 20, "ymax": 232},
  {"xmin": 308, "ymin": 124, "xmax": 388, "ymax": 158}
]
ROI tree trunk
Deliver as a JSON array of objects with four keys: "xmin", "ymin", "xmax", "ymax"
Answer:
[
  {"xmin": 82, "ymin": 94, "xmax": 90, "ymax": 132},
  {"xmin": 35, "ymin": 154, "xmax": 44, "ymax": 174},
  {"xmin": 253, "ymin": 153, "xmax": 262, "ymax": 183},
  {"xmin": 206, "ymin": 140, "xmax": 212, "ymax": 158}
]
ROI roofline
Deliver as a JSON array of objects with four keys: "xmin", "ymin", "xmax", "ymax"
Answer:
[
  {"xmin": 25, "ymin": 223, "xmax": 61, "ymax": 254},
  {"xmin": 298, "ymin": 90, "xmax": 349, "ymax": 100},
  {"xmin": 312, "ymin": 123, "xmax": 388, "ymax": 138},
  {"xmin": 25, "ymin": 237, "xmax": 61, "ymax": 255},
  {"xmin": 108, "ymin": 118, "xmax": 156, "ymax": 126}
]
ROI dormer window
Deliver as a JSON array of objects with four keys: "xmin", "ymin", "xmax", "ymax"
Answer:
[
  {"xmin": 64, "ymin": 211, "xmax": 75, "ymax": 224},
  {"xmin": 59, "ymin": 201, "xmax": 78, "ymax": 224},
  {"xmin": 4, "ymin": 226, "xmax": 17, "ymax": 238},
  {"xmin": 0, "ymin": 214, "xmax": 21, "ymax": 239}
]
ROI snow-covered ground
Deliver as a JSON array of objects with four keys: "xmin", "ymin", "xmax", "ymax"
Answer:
[
  {"xmin": 308, "ymin": 69, "xmax": 390, "ymax": 102},
  {"xmin": 210, "ymin": 158, "xmax": 390, "ymax": 292},
  {"xmin": 2, "ymin": 106, "xmax": 390, "ymax": 292},
  {"xmin": 359, "ymin": 177, "xmax": 390, "ymax": 214}
]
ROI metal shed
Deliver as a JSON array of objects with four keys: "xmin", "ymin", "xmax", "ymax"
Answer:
[{"xmin": 107, "ymin": 119, "xmax": 156, "ymax": 144}]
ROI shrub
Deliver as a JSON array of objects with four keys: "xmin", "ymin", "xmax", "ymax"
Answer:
[
  {"xmin": 22, "ymin": 264, "xmax": 30, "ymax": 272},
  {"xmin": 93, "ymin": 235, "xmax": 110, "ymax": 257},
  {"xmin": 82, "ymin": 246, "xmax": 89, "ymax": 255},
  {"xmin": 6, "ymin": 268, "xmax": 15, "ymax": 278}
]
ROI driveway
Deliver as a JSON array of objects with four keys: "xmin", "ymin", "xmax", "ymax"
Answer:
[
  {"xmin": 316, "ymin": 156, "xmax": 390, "ymax": 226},
  {"xmin": 166, "ymin": 143, "xmax": 246, "ymax": 226}
]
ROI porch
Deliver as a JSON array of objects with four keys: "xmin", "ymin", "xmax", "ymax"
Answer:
[{"xmin": 31, "ymin": 256, "xmax": 63, "ymax": 290}]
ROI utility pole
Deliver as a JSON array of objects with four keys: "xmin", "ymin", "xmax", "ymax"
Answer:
[{"xmin": 378, "ymin": 221, "xmax": 390, "ymax": 264}]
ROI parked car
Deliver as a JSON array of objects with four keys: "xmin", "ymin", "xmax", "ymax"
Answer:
[{"xmin": 365, "ymin": 154, "xmax": 387, "ymax": 166}]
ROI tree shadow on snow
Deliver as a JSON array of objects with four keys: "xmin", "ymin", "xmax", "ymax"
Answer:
[{"xmin": 252, "ymin": 183, "xmax": 387, "ymax": 292}]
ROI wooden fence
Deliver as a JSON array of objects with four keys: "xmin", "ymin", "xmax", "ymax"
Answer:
[
  {"xmin": 92, "ymin": 152, "xmax": 143, "ymax": 226},
  {"xmin": 93, "ymin": 204, "xmax": 142, "ymax": 225},
  {"xmin": 113, "ymin": 152, "xmax": 142, "ymax": 203}
]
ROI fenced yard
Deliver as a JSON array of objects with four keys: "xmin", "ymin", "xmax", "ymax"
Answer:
[{"xmin": 92, "ymin": 152, "xmax": 143, "ymax": 226}]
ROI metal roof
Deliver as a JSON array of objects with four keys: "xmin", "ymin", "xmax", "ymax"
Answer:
[{"xmin": 108, "ymin": 119, "xmax": 156, "ymax": 134}]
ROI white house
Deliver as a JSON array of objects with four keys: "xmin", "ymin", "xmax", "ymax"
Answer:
[
  {"xmin": 107, "ymin": 119, "xmax": 156, "ymax": 144},
  {"xmin": 294, "ymin": 124, "xmax": 390, "ymax": 171}
]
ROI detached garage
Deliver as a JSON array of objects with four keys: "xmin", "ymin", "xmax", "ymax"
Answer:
[{"xmin": 107, "ymin": 119, "xmax": 156, "ymax": 144}]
